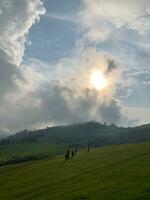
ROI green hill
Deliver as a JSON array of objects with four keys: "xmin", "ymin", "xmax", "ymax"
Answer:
[
  {"xmin": 0, "ymin": 122, "xmax": 150, "ymax": 167},
  {"xmin": 0, "ymin": 142, "xmax": 150, "ymax": 200},
  {"xmin": 1, "ymin": 122, "xmax": 150, "ymax": 147}
]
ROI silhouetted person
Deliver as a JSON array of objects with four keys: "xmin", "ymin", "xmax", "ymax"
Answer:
[
  {"xmin": 65, "ymin": 153, "xmax": 69, "ymax": 160},
  {"xmin": 75, "ymin": 148, "xmax": 77, "ymax": 155},
  {"xmin": 67, "ymin": 149, "xmax": 70, "ymax": 155},
  {"xmin": 87, "ymin": 143, "xmax": 90, "ymax": 152},
  {"xmin": 71, "ymin": 150, "xmax": 75, "ymax": 157},
  {"xmin": 65, "ymin": 149, "xmax": 70, "ymax": 160}
]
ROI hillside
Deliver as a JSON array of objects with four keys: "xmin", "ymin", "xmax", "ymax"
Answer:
[
  {"xmin": 0, "ymin": 122, "xmax": 150, "ymax": 166},
  {"xmin": 0, "ymin": 142, "xmax": 65, "ymax": 166},
  {"xmin": 0, "ymin": 142, "xmax": 149, "ymax": 200},
  {"xmin": 1, "ymin": 122, "xmax": 150, "ymax": 147}
]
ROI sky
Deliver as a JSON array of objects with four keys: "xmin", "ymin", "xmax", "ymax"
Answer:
[{"xmin": 0, "ymin": 0, "xmax": 150, "ymax": 135}]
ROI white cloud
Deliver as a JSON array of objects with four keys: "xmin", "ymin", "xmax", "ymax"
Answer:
[
  {"xmin": 123, "ymin": 107, "xmax": 150, "ymax": 126},
  {"xmin": 0, "ymin": 0, "xmax": 149, "ymax": 134},
  {"xmin": 0, "ymin": 0, "xmax": 45, "ymax": 133},
  {"xmin": 0, "ymin": 0, "xmax": 45, "ymax": 65},
  {"xmin": 79, "ymin": 0, "xmax": 150, "ymax": 42},
  {"xmin": 45, "ymin": 13, "xmax": 77, "ymax": 23}
]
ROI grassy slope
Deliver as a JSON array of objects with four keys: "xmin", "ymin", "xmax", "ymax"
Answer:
[
  {"xmin": 0, "ymin": 142, "xmax": 65, "ymax": 163},
  {"xmin": 0, "ymin": 142, "xmax": 150, "ymax": 200}
]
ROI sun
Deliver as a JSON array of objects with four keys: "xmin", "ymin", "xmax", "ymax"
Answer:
[{"xmin": 90, "ymin": 70, "xmax": 108, "ymax": 90}]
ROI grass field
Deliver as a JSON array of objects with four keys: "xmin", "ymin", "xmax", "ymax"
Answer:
[
  {"xmin": 0, "ymin": 142, "xmax": 65, "ymax": 164},
  {"xmin": 0, "ymin": 142, "xmax": 150, "ymax": 200}
]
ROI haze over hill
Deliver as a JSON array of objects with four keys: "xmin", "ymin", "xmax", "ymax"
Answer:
[{"xmin": 1, "ymin": 121, "xmax": 150, "ymax": 147}]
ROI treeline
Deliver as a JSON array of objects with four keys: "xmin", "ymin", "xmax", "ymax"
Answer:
[
  {"xmin": 0, "ymin": 129, "xmax": 44, "ymax": 145},
  {"xmin": 0, "ymin": 122, "xmax": 110, "ymax": 146}
]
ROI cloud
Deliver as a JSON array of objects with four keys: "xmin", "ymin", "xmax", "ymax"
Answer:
[
  {"xmin": 0, "ymin": 0, "xmax": 46, "ymax": 65},
  {"xmin": 0, "ymin": 49, "xmax": 21, "ymax": 101},
  {"xmin": 0, "ymin": 0, "xmax": 45, "ymax": 98},
  {"xmin": 30, "ymin": 79, "xmax": 124, "ymax": 127},
  {"xmin": 78, "ymin": 1, "xmax": 150, "ymax": 122},
  {"xmin": 0, "ymin": 0, "xmax": 45, "ymax": 133},
  {"xmin": 0, "ymin": 41, "xmax": 123, "ymax": 133},
  {"xmin": 0, "ymin": 0, "xmax": 149, "ymax": 135},
  {"xmin": 123, "ymin": 107, "xmax": 150, "ymax": 126},
  {"xmin": 45, "ymin": 13, "xmax": 77, "ymax": 23},
  {"xmin": 79, "ymin": 0, "xmax": 150, "ymax": 42},
  {"xmin": 99, "ymin": 99, "xmax": 122, "ymax": 124}
]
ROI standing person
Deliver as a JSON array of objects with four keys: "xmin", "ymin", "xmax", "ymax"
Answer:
[
  {"xmin": 87, "ymin": 143, "xmax": 90, "ymax": 152},
  {"xmin": 67, "ymin": 149, "xmax": 70, "ymax": 156},
  {"xmin": 65, "ymin": 149, "xmax": 70, "ymax": 160},
  {"xmin": 71, "ymin": 150, "xmax": 75, "ymax": 157},
  {"xmin": 75, "ymin": 148, "xmax": 77, "ymax": 155}
]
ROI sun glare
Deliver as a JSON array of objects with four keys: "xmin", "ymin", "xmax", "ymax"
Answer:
[{"xmin": 90, "ymin": 70, "xmax": 108, "ymax": 90}]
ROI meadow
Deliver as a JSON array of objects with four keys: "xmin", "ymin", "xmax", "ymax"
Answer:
[
  {"xmin": 0, "ymin": 142, "xmax": 65, "ymax": 166},
  {"xmin": 0, "ymin": 141, "xmax": 149, "ymax": 200}
]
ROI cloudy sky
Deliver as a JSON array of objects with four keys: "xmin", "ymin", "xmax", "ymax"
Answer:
[{"xmin": 0, "ymin": 0, "xmax": 150, "ymax": 135}]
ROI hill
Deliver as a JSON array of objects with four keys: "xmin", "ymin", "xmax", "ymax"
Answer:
[
  {"xmin": 1, "ymin": 122, "xmax": 150, "ymax": 147},
  {"xmin": 0, "ymin": 142, "xmax": 149, "ymax": 200},
  {"xmin": 0, "ymin": 122, "xmax": 150, "ymax": 166}
]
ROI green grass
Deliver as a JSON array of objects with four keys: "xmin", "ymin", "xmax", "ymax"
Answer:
[
  {"xmin": 0, "ymin": 141, "xmax": 65, "ymax": 163},
  {"xmin": 0, "ymin": 142, "xmax": 150, "ymax": 200}
]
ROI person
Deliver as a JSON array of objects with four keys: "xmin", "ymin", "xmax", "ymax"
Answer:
[
  {"xmin": 87, "ymin": 143, "xmax": 90, "ymax": 152},
  {"xmin": 67, "ymin": 149, "xmax": 70, "ymax": 155},
  {"xmin": 65, "ymin": 149, "xmax": 70, "ymax": 160},
  {"xmin": 71, "ymin": 150, "xmax": 75, "ymax": 157},
  {"xmin": 75, "ymin": 148, "xmax": 77, "ymax": 155}
]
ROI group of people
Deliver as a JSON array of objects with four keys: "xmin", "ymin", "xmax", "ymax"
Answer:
[
  {"xmin": 64, "ymin": 144, "xmax": 90, "ymax": 160},
  {"xmin": 64, "ymin": 148, "xmax": 78, "ymax": 160}
]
